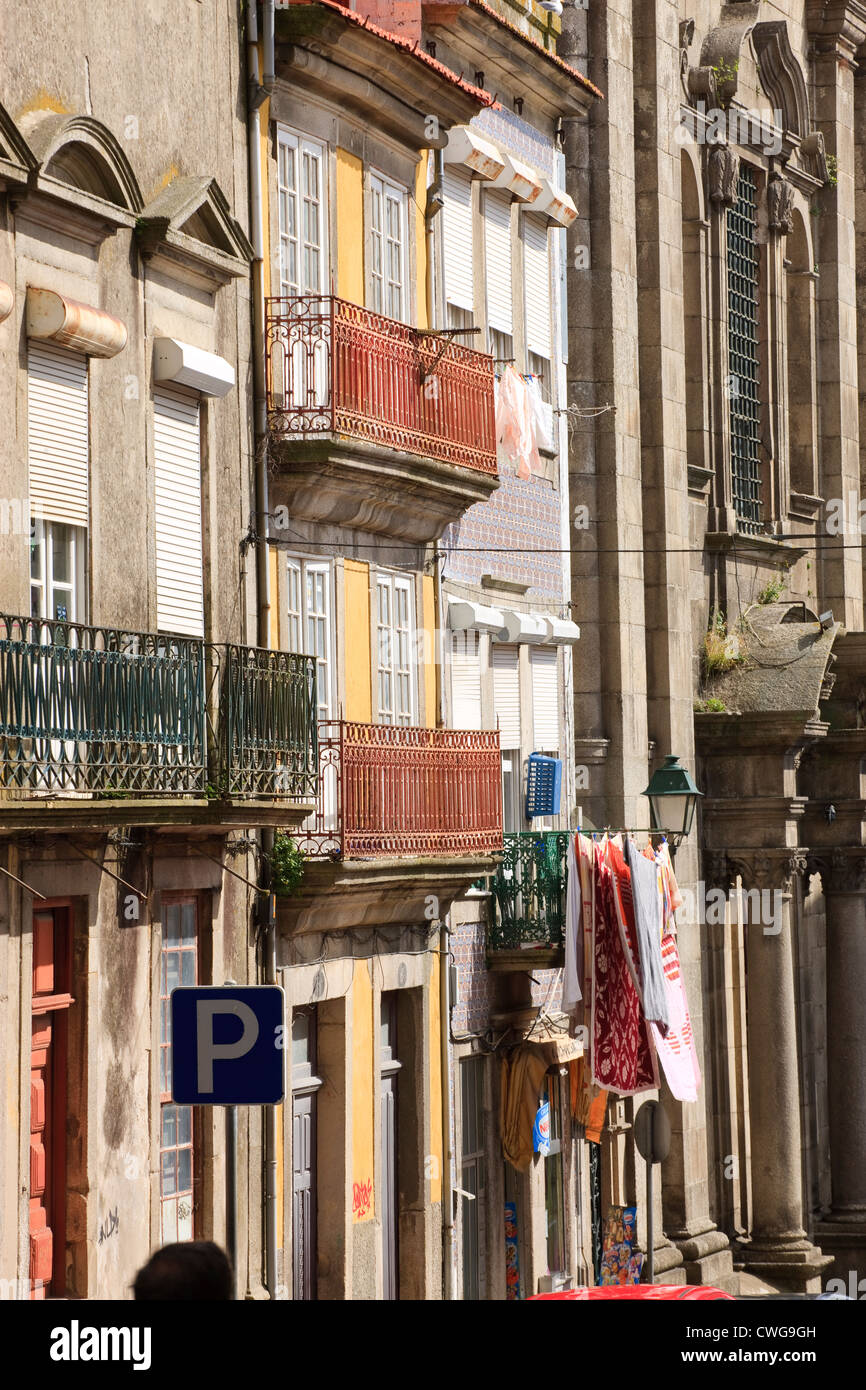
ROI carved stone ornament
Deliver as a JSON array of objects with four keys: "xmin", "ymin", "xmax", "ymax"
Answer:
[
  {"xmin": 727, "ymin": 849, "xmax": 807, "ymax": 893},
  {"xmin": 768, "ymin": 175, "xmax": 796, "ymax": 234},
  {"xmin": 708, "ymin": 145, "xmax": 740, "ymax": 206},
  {"xmin": 808, "ymin": 848, "xmax": 866, "ymax": 896},
  {"xmin": 703, "ymin": 850, "xmax": 733, "ymax": 891}
]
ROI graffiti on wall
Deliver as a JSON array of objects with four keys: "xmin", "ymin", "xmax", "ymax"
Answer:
[{"xmin": 352, "ymin": 1180, "xmax": 373, "ymax": 1221}]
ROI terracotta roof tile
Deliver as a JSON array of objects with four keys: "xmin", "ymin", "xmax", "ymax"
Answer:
[{"xmin": 278, "ymin": 1, "xmax": 496, "ymax": 105}]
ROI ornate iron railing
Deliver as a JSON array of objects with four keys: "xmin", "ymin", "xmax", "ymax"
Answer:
[
  {"xmin": 489, "ymin": 831, "xmax": 571, "ymax": 950},
  {"xmin": 0, "ymin": 615, "xmax": 207, "ymax": 794},
  {"xmin": 218, "ymin": 645, "xmax": 317, "ymax": 801},
  {"xmin": 265, "ymin": 295, "xmax": 497, "ymax": 475},
  {"xmin": 295, "ymin": 719, "xmax": 503, "ymax": 859},
  {"xmin": 0, "ymin": 616, "xmax": 319, "ymax": 804}
]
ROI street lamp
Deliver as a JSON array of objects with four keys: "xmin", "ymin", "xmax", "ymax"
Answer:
[{"xmin": 642, "ymin": 755, "xmax": 702, "ymax": 848}]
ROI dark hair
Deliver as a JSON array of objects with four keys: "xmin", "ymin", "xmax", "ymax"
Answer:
[{"xmin": 133, "ymin": 1241, "xmax": 233, "ymax": 1301}]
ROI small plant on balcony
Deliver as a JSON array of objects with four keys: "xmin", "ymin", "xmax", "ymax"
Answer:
[
  {"xmin": 694, "ymin": 697, "xmax": 728, "ymax": 714},
  {"xmin": 270, "ymin": 832, "xmax": 305, "ymax": 897}
]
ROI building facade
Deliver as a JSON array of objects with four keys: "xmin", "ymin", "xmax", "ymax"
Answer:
[
  {"xmin": 560, "ymin": 0, "xmax": 866, "ymax": 1292},
  {"xmin": 0, "ymin": 1, "xmax": 318, "ymax": 1300},
  {"xmin": 263, "ymin": 1, "xmax": 504, "ymax": 1300}
]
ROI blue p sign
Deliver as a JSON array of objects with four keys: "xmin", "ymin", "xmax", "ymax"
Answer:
[{"xmin": 171, "ymin": 986, "xmax": 285, "ymax": 1105}]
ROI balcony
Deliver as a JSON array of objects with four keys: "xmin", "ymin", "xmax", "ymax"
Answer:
[
  {"xmin": 0, "ymin": 616, "xmax": 318, "ymax": 831},
  {"xmin": 277, "ymin": 719, "xmax": 503, "ymax": 935},
  {"xmin": 488, "ymin": 831, "xmax": 569, "ymax": 970},
  {"xmin": 265, "ymin": 295, "xmax": 500, "ymax": 544}
]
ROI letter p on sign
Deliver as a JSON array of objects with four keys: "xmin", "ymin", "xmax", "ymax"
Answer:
[
  {"xmin": 171, "ymin": 986, "xmax": 285, "ymax": 1105},
  {"xmin": 196, "ymin": 999, "xmax": 259, "ymax": 1093}
]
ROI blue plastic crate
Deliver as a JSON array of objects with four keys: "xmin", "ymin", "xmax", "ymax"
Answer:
[{"xmin": 525, "ymin": 753, "xmax": 562, "ymax": 818}]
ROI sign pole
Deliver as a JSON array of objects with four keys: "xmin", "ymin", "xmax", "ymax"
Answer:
[
  {"xmin": 226, "ymin": 1103, "xmax": 238, "ymax": 1299},
  {"xmin": 646, "ymin": 1151, "xmax": 655, "ymax": 1285},
  {"xmin": 223, "ymin": 976, "xmax": 238, "ymax": 1300},
  {"xmin": 634, "ymin": 1099, "xmax": 671, "ymax": 1287}
]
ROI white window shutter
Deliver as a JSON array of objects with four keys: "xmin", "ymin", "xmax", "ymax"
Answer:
[
  {"xmin": 531, "ymin": 646, "xmax": 559, "ymax": 751},
  {"xmin": 27, "ymin": 342, "xmax": 89, "ymax": 527},
  {"xmin": 493, "ymin": 644, "xmax": 520, "ymax": 747},
  {"xmin": 450, "ymin": 630, "xmax": 482, "ymax": 730},
  {"xmin": 523, "ymin": 216, "xmax": 552, "ymax": 360},
  {"xmin": 484, "ymin": 190, "xmax": 513, "ymax": 336},
  {"xmin": 153, "ymin": 386, "xmax": 204, "ymax": 637},
  {"xmin": 442, "ymin": 168, "xmax": 474, "ymax": 313}
]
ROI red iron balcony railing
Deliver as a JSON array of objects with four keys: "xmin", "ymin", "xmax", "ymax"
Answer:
[
  {"xmin": 295, "ymin": 719, "xmax": 503, "ymax": 860},
  {"xmin": 265, "ymin": 295, "xmax": 497, "ymax": 475}
]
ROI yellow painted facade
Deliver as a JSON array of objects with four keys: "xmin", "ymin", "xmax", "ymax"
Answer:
[
  {"xmin": 264, "ymin": 80, "xmax": 446, "ymax": 1280},
  {"xmin": 336, "ymin": 147, "xmax": 365, "ymax": 304},
  {"xmin": 343, "ymin": 559, "xmax": 373, "ymax": 723},
  {"xmin": 351, "ymin": 960, "xmax": 376, "ymax": 1222}
]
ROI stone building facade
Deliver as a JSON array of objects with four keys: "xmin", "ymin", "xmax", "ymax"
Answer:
[
  {"xmin": 560, "ymin": 0, "xmax": 866, "ymax": 1292},
  {"xmin": 0, "ymin": 1, "xmax": 296, "ymax": 1300}
]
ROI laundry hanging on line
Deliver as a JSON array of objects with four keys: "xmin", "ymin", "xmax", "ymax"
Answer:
[{"xmin": 564, "ymin": 832, "xmax": 702, "ymax": 1104}]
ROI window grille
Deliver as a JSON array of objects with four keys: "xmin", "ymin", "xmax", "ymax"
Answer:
[{"xmin": 726, "ymin": 165, "xmax": 762, "ymax": 534}]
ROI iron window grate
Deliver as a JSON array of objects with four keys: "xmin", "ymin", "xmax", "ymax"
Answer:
[{"xmin": 726, "ymin": 165, "xmax": 762, "ymax": 535}]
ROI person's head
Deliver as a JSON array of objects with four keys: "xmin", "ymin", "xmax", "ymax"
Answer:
[{"xmin": 133, "ymin": 1240, "xmax": 233, "ymax": 1301}]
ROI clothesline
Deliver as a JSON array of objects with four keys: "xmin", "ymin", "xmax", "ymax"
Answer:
[{"xmin": 564, "ymin": 832, "xmax": 702, "ymax": 1105}]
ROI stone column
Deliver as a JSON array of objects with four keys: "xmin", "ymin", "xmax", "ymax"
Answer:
[
  {"xmin": 806, "ymin": 5, "xmax": 866, "ymax": 627},
  {"xmin": 812, "ymin": 849, "xmax": 866, "ymax": 1282},
  {"xmin": 628, "ymin": 0, "xmax": 733, "ymax": 1290},
  {"xmin": 725, "ymin": 849, "xmax": 832, "ymax": 1292},
  {"xmin": 560, "ymin": 0, "xmax": 650, "ymax": 833}
]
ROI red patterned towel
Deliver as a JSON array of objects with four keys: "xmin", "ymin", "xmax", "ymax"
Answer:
[{"xmin": 590, "ymin": 840, "xmax": 659, "ymax": 1096}]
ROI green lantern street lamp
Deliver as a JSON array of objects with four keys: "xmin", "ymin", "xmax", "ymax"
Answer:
[{"xmin": 642, "ymin": 755, "xmax": 703, "ymax": 847}]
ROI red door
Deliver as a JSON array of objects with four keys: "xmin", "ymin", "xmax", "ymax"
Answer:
[{"xmin": 29, "ymin": 908, "xmax": 72, "ymax": 1299}]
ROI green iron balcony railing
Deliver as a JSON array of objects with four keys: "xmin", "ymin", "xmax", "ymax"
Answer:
[
  {"xmin": 0, "ymin": 615, "xmax": 317, "ymax": 803},
  {"xmin": 218, "ymin": 644, "xmax": 318, "ymax": 801},
  {"xmin": 489, "ymin": 830, "xmax": 570, "ymax": 951}
]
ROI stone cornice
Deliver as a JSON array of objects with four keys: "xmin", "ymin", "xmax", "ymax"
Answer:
[{"xmin": 806, "ymin": 1, "xmax": 866, "ymax": 61}]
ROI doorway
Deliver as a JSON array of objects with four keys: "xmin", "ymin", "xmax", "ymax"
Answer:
[{"xmin": 29, "ymin": 906, "xmax": 73, "ymax": 1299}]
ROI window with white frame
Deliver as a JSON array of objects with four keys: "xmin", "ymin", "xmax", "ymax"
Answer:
[
  {"xmin": 442, "ymin": 166, "xmax": 474, "ymax": 324},
  {"xmin": 277, "ymin": 127, "xmax": 328, "ymax": 297},
  {"xmin": 30, "ymin": 519, "xmax": 87, "ymax": 623},
  {"xmin": 485, "ymin": 188, "xmax": 513, "ymax": 370},
  {"xmin": 370, "ymin": 172, "xmax": 409, "ymax": 322},
  {"xmin": 523, "ymin": 215, "xmax": 552, "ymax": 403},
  {"xmin": 286, "ymin": 556, "xmax": 335, "ymax": 719},
  {"xmin": 27, "ymin": 341, "xmax": 90, "ymax": 623},
  {"xmin": 376, "ymin": 572, "xmax": 415, "ymax": 725}
]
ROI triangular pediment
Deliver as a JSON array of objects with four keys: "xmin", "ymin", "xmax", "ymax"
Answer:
[
  {"xmin": 0, "ymin": 102, "xmax": 38, "ymax": 185},
  {"xmin": 137, "ymin": 175, "xmax": 252, "ymax": 269}
]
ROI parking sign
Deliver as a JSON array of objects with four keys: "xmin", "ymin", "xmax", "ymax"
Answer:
[{"xmin": 171, "ymin": 986, "xmax": 285, "ymax": 1105}]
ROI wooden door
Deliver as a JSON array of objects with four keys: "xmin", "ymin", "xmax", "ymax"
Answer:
[{"xmin": 29, "ymin": 908, "xmax": 72, "ymax": 1299}]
